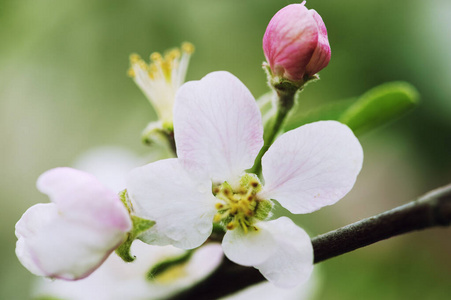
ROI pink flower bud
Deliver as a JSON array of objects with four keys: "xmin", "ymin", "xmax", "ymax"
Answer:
[
  {"xmin": 15, "ymin": 168, "xmax": 132, "ymax": 280},
  {"xmin": 263, "ymin": 2, "xmax": 331, "ymax": 83}
]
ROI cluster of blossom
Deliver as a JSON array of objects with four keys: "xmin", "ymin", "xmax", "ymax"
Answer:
[{"xmin": 15, "ymin": 2, "xmax": 363, "ymax": 299}]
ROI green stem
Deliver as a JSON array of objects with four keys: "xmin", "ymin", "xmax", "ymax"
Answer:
[{"xmin": 250, "ymin": 83, "xmax": 299, "ymax": 175}]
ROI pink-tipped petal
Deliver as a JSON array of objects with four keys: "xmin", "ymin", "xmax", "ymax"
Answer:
[
  {"xmin": 16, "ymin": 168, "xmax": 132, "ymax": 280},
  {"xmin": 174, "ymin": 71, "xmax": 263, "ymax": 185},
  {"xmin": 126, "ymin": 158, "xmax": 217, "ymax": 249},
  {"xmin": 37, "ymin": 168, "xmax": 131, "ymax": 231},
  {"xmin": 261, "ymin": 121, "xmax": 363, "ymax": 214}
]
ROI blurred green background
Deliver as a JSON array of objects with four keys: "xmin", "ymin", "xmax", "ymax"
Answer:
[{"xmin": 1, "ymin": 0, "xmax": 450, "ymax": 299}]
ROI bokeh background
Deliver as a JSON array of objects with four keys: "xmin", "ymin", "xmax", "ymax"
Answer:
[{"xmin": 1, "ymin": 0, "xmax": 450, "ymax": 299}]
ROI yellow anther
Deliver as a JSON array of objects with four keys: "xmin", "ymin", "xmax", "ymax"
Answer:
[
  {"xmin": 226, "ymin": 222, "xmax": 235, "ymax": 230},
  {"xmin": 137, "ymin": 60, "xmax": 148, "ymax": 71},
  {"xmin": 215, "ymin": 203, "xmax": 224, "ymax": 210},
  {"xmin": 127, "ymin": 68, "xmax": 136, "ymax": 78},
  {"xmin": 166, "ymin": 49, "xmax": 181, "ymax": 60},
  {"xmin": 150, "ymin": 52, "xmax": 163, "ymax": 62},
  {"xmin": 182, "ymin": 42, "xmax": 195, "ymax": 54},
  {"xmin": 129, "ymin": 53, "xmax": 141, "ymax": 64}
]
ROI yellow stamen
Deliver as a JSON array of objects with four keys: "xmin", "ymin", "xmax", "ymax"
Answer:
[{"xmin": 182, "ymin": 42, "xmax": 195, "ymax": 54}]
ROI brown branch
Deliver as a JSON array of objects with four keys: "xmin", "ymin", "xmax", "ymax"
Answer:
[{"xmin": 169, "ymin": 184, "xmax": 451, "ymax": 300}]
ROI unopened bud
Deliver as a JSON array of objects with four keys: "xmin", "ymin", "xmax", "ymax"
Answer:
[{"xmin": 263, "ymin": 1, "xmax": 331, "ymax": 84}]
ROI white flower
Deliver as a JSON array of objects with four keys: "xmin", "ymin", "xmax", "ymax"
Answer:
[
  {"xmin": 15, "ymin": 167, "xmax": 132, "ymax": 280},
  {"xmin": 126, "ymin": 71, "xmax": 363, "ymax": 287},
  {"xmin": 223, "ymin": 269, "xmax": 320, "ymax": 300},
  {"xmin": 33, "ymin": 240, "xmax": 223, "ymax": 300},
  {"xmin": 32, "ymin": 147, "xmax": 223, "ymax": 300},
  {"xmin": 129, "ymin": 42, "xmax": 194, "ymax": 129}
]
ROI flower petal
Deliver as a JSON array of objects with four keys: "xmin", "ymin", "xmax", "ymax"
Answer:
[
  {"xmin": 16, "ymin": 168, "xmax": 131, "ymax": 280},
  {"xmin": 126, "ymin": 158, "xmax": 217, "ymax": 249},
  {"xmin": 15, "ymin": 203, "xmax": 127, "ymax": 280},
  {"xmin": 261, "ymin": 121, "xmax": 363, "ymax": 214},
  {"xmin": 37, "ymin": 168, "xmax": 131, "ymax": 231},
  {"xmin": 224, "ymin": 268, "xmax": 319, "ymax": 300},
  {"xmin": 254, "ymin": 217, "xmax": 313, "ymax": 288},
  {"xmin": 305, "ymin": 9, "xmax": 331, "ymax": 76},
  {"xmin": 174, "ymin": 71, "xmax": 263, "ymax": 185},
  {"xmin": 222, "ymin": 226, "xmax": 277, "ymax": 267}
]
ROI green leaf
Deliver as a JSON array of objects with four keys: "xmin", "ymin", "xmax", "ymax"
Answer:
[
  {"xmin": 115, "ymin": 190, "xmax": 155, "ymax": 262},
  {"xmin": 284, "ymin": 82, "xmax": 419, "ymax": 136},
  {"xmin": 339, "ymin": 82, "xmax": 419, "ymax": 135}
]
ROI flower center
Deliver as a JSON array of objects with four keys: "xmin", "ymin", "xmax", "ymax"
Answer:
[{"xmin": 212, "ymin": 174, "xmax": 272, "ymax": 233}]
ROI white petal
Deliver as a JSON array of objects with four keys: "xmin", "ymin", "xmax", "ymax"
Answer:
[
  {"xmin": 261, "ymin": 121, "xmax": 363, "ymax": 214},
  {"xmin": 254, "ymin": 217, "xmax": 313, "ymax": 288},
  {"xmin": 174, "ymin": 71, "xmax": 263, "ymax": 184},
  {"xmin": 181, "ymin": 243, "xmax": 224, "ymax": 285},
  {"xmin": 15, "ymin": 203, "xmax": 127, "ymax": 280},
  {"xmin": 222, "ymin": 226, "xmax": 277, "ymax": 267},
  {"xmin": 223, "ymin": 269, "xmax": 319, "ymax": 300},
  {"xmin": 15, "ymin": 203, "xmax": 58, "ymax": 277},
  {"xmin": 126, "ymin": 158, "xmax": 217, "ymax": 249}
]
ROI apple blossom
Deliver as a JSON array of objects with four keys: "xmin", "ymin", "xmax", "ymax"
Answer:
[
  {"xmin": 33, "ymin": 241, "xmax": 223, "ymax": 300},
  {"xmin": 32, "ymin": 147, "xmax": 223, "ymax": 299},
  {"xmin": 15, "ymin": 167, "xmax": 132, "ymax": 280},
  {"xmin": 128, "ymin": 42, "xmax": 194, "ymax": 130},
  {"xmin": 263, "ymin": 1, "xmax": 331, "ymax": 83},
  {"xmin": 127, "ymin": 71, "xmax": 363, "ymax": 287}
]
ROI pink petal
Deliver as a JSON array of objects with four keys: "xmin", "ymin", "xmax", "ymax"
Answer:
[
  {"xmin": 37, "ymin": 168, "xmax": 131, "ymax": 231},
  {"xmin": 15, "ymin": 168, "xmax": 132, "ymax": 280},
  {"xmin": 261, "ymin": 121, "xmax": 363, "ymax": 214},
  {"xmin": 263, "ymin": 3, "xmax": 319, "ymax": 81},
  {"xmin": 174, "ymin": 71, "xmax": 263, "ymax": 185},
  {"xmin": 305, "ymin": 9, "xmax": 331, "ymax": 76}
]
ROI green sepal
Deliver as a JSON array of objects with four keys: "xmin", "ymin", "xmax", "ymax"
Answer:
[
  {"xmin": 116, "ymin": 190, "xmax": 155, "ymax": 262},
  {"xmin": 339, "ymin": 82, "xmax": 419, "ymax": 135},
  {"xmin": 115, "ymin": 215, "xmax": 155, "ymax": 262},
  {"xmin": 147, "ymin": 250, "xmax": 194, "ymax": 281},
  {"xmin": 118, "ymin": 189, "xmax": 133, "ymax": 214}
]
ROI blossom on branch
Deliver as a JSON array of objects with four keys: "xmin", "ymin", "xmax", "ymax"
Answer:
[
  {"xmin": 127, "ymin": 71, "xmax": 363, "ymax": 287},
  {"xmin": 15, "ymin": 168, "xmax": 132, "ymax": 280}
]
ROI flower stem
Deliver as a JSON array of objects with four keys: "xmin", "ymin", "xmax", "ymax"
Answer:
[
  {"xmin": 250, "ymin": 83, "xmax": 299, "ymax": 175},
  {"xmin": 168, "ymin": 183, "xmax": 451, "ymax": 300}
]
